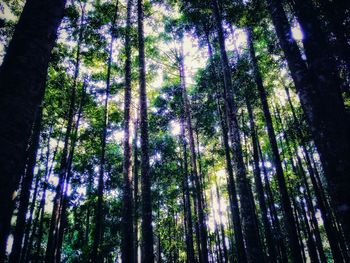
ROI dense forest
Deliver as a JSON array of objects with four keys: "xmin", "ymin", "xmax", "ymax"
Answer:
[{"xmin": 0, "ymin": 0, "xmax": 350, "ymax": 262}]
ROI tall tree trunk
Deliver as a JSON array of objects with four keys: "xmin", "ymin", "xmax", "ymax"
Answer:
[
  {"xmin": 212, "ymin": 1, "xmax": 264, "ymax": 261},
  {"xmin": 138, "ymin": 0, "xmax": 154, "ymax": 260},
  {"xmin": 24, "ymin": 130, "xmax": 61, "ymax": 263},
  {"xmin": 208, "ymin": 35, "xmax": 247, "ymax": 263},
  {"xmin": 92, "ymin": 5, "xmax": 118, "ymax": 257},
  {"xmin": 179, "ymin": 41, "xmax": 209, "ymax": 263},
  {"xmin": 246, "ymin": 99, "xmax": 277, "ymax": 263},
  {"xmin": 121, "ymin": 0, "xmax": 134, "ymax": 260},
  {"xmin": 215, "ymin": 182, "xmax": 228, "ymax": 263},
  {"xmin": 133, "ymin": 117, "xmax": 139, "ymax": 263},
  {"xmin": 45, "ymin": 7, "xmax": 86, "ymax": 257},
  {"xmin": 45, "ymin": 75, "xmax": 77, "ymax": 263},
  {"xmin": 246, "ymin": 27, "xmax": 303, "ymax": 262},
  {"xmin": 257, "ymin": 142, "xmax": 288, "ymax": 262},
  {"xmin": 55, "ymin": 81, "xmax": 86, "ymax": 262},
  {"xmin": 9, "ymin": 107, "xmax": 43, "ymax": 263},
  {"xmin": 0, "ymin": 0, "xmax": 66, "ymax": 256},
  {"xmin": 180, "ymin": 117, "xmax": 196, "ymax": 263},
  {"xmin": 267, "ymin": 0, "xmax": 350, "ymax": 238}
]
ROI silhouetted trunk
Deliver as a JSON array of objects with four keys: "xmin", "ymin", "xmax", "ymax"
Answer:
[
  {"xmin": 179, "ymin": 41, "xmax": 209, "ymax": 263},
  {"xmin": 312, "ymin": 0, "xmax": 350, "ymax": 71},
  {"xmin": 23, "ymin": 130, "xmax": 61, "ymax": 262},
  {"xmin": 257, "ymin": 141, "xmax": 288, "ymax": 262},
  {"xmin": 180, "ymin": 117, "xmax": 196, "ymax": 263},
  {"xmin": 0, "ymin": 0, "xmax": 66, "ymax": 256},
  {"xmin": 92, "ymin": 6, "xmax": 118, "ymax": 258},
  {"xmin": 55, "ymin": 81, "xmax": 86, "ymax": 262},
  {"xmin": 267, "ymin": 0, "xmax": 350, "ymax": 239},
  {"xmin": 212, "ymin": 1, "xmax": 264, "ymax": 262},
  {"xmin": 208, "ymin": 35, "xmax": 247, "ymax": 263},
  {"xmin": 246, "ymin": 99, "xmax": 277, "ymax": 262},
  {"xmin": 138, "ymin": 0, "xmax": 154, "ymax": 260},
  {"xmin": 45, "ymin": 76, "xmax": 77, "ymax": 263},
  {"xmin": 215, "ymin": 182, "xmax": 228, "ymax": 263},
  {"xmin": 247, "ymin": 27, "xmax": 303, "ymax": 262},
  {"xmin": 133, "ymin": 117, "xmax": 139, "ymax": 263},
  {"xmin": 121, "ymin": 0, "xmax": 134, "ymax": 260},
  {"xmin": 9, "ymin": 107, "xmax": 43, "ymax": 263}
]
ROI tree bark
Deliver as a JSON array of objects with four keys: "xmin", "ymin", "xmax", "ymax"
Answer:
[
  {"xmin": 180, "ymin": 117, "xmax": 196, "ymax": 263},
  {"xmin": 138, "ymin": 0, "xmax": 154, "ymax": 261},
  {"xmin": 121, "ymin": 0, "xmax": 134, "ymax": 260},
  {"xmin": 0, "ymin": 0, "xmax": 66, "ymax": 257}
]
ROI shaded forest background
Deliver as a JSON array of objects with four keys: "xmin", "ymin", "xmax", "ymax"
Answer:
[{"xmin": 0, "ymin": 0, "xmax": 350, "ymax": 262}]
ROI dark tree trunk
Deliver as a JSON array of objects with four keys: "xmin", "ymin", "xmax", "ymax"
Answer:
[
  {"xmin": 313, "ymin": 0, "xmax": 350, "ymax": 71},
  {"xmin": 44, "ymin": 7, "xmax": 86, "ymax": 257},
  {"xmin": 257, "ymin": 142, "xmax": 288, "ymax": 263},
  {"xmin": 133, "ymin": 117, "xmax": 139, "ymax": 263},
  {"xmin": 208, "ymin": 35, "xmax": 247, "ymax": 263},
  {"xmin": 246, "ymin": 99, "xmax": 277, "ymax": 263},
  {"xmin": 92, "ymin": 5, "xmax": 118, "ymax": 258},
  {"xmin": 121, "ymin": 0, "xmax": 134, "ymax": 260},
  {"xmin": 24, "ymin": 130, "xmax": 61, "ymax": 262},
  {"xmin": 246, "ymin": 27, "xmax": 303, "ymax": 262},
  {"xmin": 215, "ymin": 182, "xmax": 228, "ymax": 263},
  {"xmin": 9, "ymin": 107, "xmax": 43, "ymax": 263},
  {"xmin": 45, "ymin": 77, "xmax": 77, "ymax": 263},
  {"xmin": 138, "ymin": 0, "xmax": 154, "ymax": 260},
  {"xmin": 180, "ymin": 117, "xmax": 196, "ymax": 263},
  {"xmin": 179, "ymin": 41, "xmax": 209, "ymax": 263},
  {"xmin": 212, "ymin": 2, "xmax": 265, "ymax": 261},
  {"xmin": 267, "ymin": 0, "xmax": 350, "ymax": 239},
  {"xmin": 55, "ymin": 81, "xmax": 86, "ymax": 262},
  {"xmin": 0, "ymin": 0, "xmax": 66, "ymax": 257}
]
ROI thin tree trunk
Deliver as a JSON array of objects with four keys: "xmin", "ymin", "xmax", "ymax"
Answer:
[
  {"xmin": 121, "ymin": 0, "xmax": 134, "ymax": 260},
  {"xmin": 133, "ymin": 117, "xmax": 139, "ymax": 263},
  {"xmin": 138, "ymin": 0, "xmax": 154, "ymax": 260},
  {"xmin": 247, "ymin": 27, "xmax": 303, "ymax": 262},
  {"xmin": 9, "ymin": 107, "xmax": 43, "ymax": 263},
  {"xmin": 179, "ymin": 41, "xmax": 209, "ymax": 263},
  {"xmin": 257, "ymin": 141, "xmax": 288, "ymax": 263},
  {"xmin": 45, "ymin": 77, "xmax": 77, "ymax": 263},
  {"xmin": 212, "ymin": 2, "xmax": 264, "ymax": 261},
  {"xmin": 55, "ymin": 81, "xmax": 86, "ymax": 262},
  {"xmin": 208, "ymin": 35, "xmax": 247, "ymax": 263},
  {"xmin": 180, "ymin": 117, "xmax": 196, "ymax": 263},
  {"xmin": 246, "ymin": 99, "xmax": 277, "ymax": 263},
  {"xmin": 92, "ymin": 5, "xmax": 118, "ymax": 258},
  {"xmin": 215, "ymin": 182, "xmax": 228, "ymax": 263}
]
